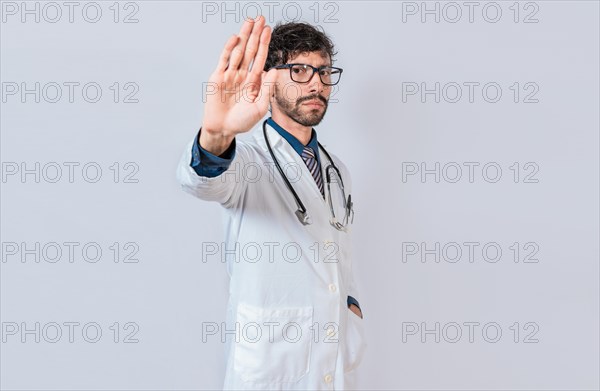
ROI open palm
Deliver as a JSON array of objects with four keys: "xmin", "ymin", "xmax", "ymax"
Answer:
[{"xmin": 202, "ymin": 16, "xmax": 277, "ymax": 141}]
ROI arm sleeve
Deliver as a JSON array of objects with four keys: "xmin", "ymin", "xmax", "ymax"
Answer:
[
  {"xmin": 190, "ymin": 127, "xmax": 236, "ymax": 178},
  {"xmin": 176, "ymin": 128, "xmax": 250, "ymax": 208},
  {"xmin": 346, "ymin": 257, "xmax": 362, "ymax": 313},
  {"xmin": 347, "ymin": 295, "xmax": 361, "ymax": 310},
  {"xmin": 332, "ymin": 155, "xmax": 363, "ymax": 313}
]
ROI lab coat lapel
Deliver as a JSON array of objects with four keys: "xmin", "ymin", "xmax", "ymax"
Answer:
[{"xmin": 255, "ymin": 122, "xmax": 329, "ymax": 210}]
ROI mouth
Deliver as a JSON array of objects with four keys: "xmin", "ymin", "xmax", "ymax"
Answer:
[{"xmin": 301, "ymin": 99, "xmax": 325, "ymax": 108}]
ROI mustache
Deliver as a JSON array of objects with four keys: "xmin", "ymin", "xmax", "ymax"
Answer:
[{"xmin": 296, "ymin": 94, "xmax": 328, "ymax": 106}]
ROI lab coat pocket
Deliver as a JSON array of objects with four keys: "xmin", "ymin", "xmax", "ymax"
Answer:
[
  {"xmin": 344, "ymin": 310, "xmax": 367, "ymax": 373},
  {"xmin": 233, "ymin": 302, "xmax": 314, "ymax": 384}
]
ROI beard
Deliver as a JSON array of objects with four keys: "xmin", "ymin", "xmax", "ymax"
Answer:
[{"xmin": 273, "ymin": 87, "xmax": 329, "ymax": 127}]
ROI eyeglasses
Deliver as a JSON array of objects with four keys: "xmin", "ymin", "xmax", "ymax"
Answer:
[
  {"xmin": 325, "ymin": 164, "xmax": 354, "ymax": 231},
  {"xmin": 271, "ymin": 63, "xmax": 343, "ymax": 86}
]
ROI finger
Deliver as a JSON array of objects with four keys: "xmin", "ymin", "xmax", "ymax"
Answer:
[
  {"xmin": 227, "ymin": 17, "xmax": 255, "ymax": 71},
  {"xmin": 240, "ymin": 15, "xmax": 265, "ymax": 72},
  {"xmin": 216, "ymin": 34, "xmax": 239, "ymax": 73},
  {"xmin": 249, "ymin": 24, "xmax": 272, "ymax": 77},
  {"xmin": 256, "ymin": 68, "xmax": 277, "ymax": 111}
]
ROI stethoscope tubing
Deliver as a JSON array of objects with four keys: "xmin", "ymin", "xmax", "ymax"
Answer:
[{"xmin": 262, "ymin": 119, "xmax": 343, "ymax": 223}]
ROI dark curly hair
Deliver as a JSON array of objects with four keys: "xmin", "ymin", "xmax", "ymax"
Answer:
[{"xmin": 264, "ymin": 22, "xmax": 337, "ymax": 71}]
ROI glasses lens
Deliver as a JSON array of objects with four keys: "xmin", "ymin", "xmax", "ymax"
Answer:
[
  {"xmin": 319, "ymin": 68, "xmax": 341, "ymax": 85},
  {"xmin": 290, "ymin": 65, "xmax": 342, "ymax": 85},
  {"xmin": 327, "ymin": 166, "xmax": 347, "ymax": 225},
  {"xmin": 290, "ymin": 65, "xmax": 313, "ymax": 83}
]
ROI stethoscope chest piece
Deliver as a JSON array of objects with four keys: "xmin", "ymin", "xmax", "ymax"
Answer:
[{"xmin": 295, "ymin": 209, "xmax": 312, "ymax": 225}]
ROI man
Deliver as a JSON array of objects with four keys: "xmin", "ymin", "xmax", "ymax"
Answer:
[{"xmin": 176, "ymin": 16, "xmax": 366, "ymax": 390}]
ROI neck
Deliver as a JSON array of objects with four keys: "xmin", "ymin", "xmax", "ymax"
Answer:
[{"xmin": 271, "ymin": 111, "xmax": 312, "ymax": 145}]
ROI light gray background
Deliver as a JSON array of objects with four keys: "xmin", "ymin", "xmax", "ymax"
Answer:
[{"xmin": 1, "ymin": 1, "xmax": 599, "ymax": 390}]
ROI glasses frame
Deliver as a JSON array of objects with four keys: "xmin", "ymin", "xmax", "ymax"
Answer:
[
  {"xmin": 271, "ymin": 63, "xmax": 344, "ymax": 86},
  {"xmin": 325, "ymin": 164, "xmax": 354, "ymax": 232}
]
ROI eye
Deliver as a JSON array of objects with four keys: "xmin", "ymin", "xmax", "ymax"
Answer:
[{"xmin": 292, "ymin": 65, "xmax": 309, "ymax": 74}]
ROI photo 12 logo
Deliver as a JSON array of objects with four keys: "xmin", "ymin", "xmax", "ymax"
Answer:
[
  {"xmin": 401, "ymin": 162, "xmax": 540, "ymax": 184},
  {"xmin": 401, "ymin": 241, "xmax": 540, "ymax": 264},
  {"xmin": 2, "ymin": 321, "xmax": 140, "ymax": 343},
  {"xmin": 202, "ymin": 320, "xmax": 339, "ymax": 344},
  {"xmin": 1, "ymin": 2, "xmax": 140, "ymax": 23},
  {"xmin": 202, "ymin": 240, "xmax": 340, "ymax": 264},
  {"xmin": 2, "ymin": 241, "xmax": 140, "ymax": 264},
  {"xmin": 201, "ymin": 1, "xmax": 341, "ymax": 24},
  {"xmin": 402, "ymin": 82, "xmax": 540, "ymax": 104},
  {"xmin": 2, "ymin": 82, "xmax": 140, "ymax": 104},
  {"xmin": 1, "ymin": 162, "xmax": 140, "ymax": 184},
  {"xmin": 402, "ymin": 321, "xmax": 540, "ymax": 343},
  {"xmin": 400, "ymin": 2, "xmax": 540, "ymax": 24}
]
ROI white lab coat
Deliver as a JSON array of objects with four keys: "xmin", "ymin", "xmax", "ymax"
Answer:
[{"xmin": 176, "ymin": 119, "xmax": 366, "ymax": 390}]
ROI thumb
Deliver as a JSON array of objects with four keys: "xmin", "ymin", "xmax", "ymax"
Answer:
[{"xmin": 256, "ymin": 69, "xmax": 278, "ymax": 113}]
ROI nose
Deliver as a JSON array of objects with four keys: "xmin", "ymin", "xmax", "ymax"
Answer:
[{"xmin": 307, "ymin": 70, "xmax": 326, "ymax": 94}]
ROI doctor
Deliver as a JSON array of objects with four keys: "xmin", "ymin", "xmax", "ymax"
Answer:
[{"xmin": 176, "ymin": 16, "xmax": 366, "ymax": 390}]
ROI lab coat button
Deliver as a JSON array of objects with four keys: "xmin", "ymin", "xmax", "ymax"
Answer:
[
  {"xmin": 324, "ymin": 374, "xmax": 333, "ymax": 383},
  {"xmin": 328, "ymin": 283, "xmax": 337, "ymax": 292}
]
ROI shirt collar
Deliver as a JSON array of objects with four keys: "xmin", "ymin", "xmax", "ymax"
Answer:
[{"xmin": 266, "ymin": 117, "xmax": 320, "ymax": 163}]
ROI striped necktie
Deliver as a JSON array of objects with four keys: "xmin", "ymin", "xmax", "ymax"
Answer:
[{"xmin": 301, "ymin": 146, "xmax": 325, "ymax": 198}]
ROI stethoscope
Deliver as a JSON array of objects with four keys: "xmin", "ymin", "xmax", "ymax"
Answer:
[{"xmin": 263, "ymin": 119, "xmax": 354, "ymax": 229}]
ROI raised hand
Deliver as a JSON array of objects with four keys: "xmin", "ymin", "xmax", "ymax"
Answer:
[{"xmin": 199, "ymin": 15, "xmax": 277, "ymax": 155}]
